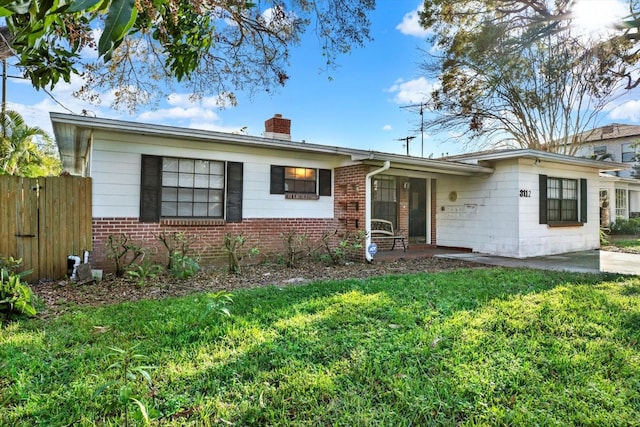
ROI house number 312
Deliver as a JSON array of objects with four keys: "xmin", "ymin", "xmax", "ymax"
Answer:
[{"xmin": 519, "ymin": 189, "xmax": 531, "ymax": 198}]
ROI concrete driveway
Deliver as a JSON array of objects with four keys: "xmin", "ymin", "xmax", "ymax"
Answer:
[{"xmin": 436, "ymin": 250, "xmax": 601, "ymax": 274}]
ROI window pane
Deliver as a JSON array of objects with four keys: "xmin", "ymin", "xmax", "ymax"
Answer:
[
  {"xmin": 305, "ymin": 181, "xmax": 315, "ymax": 193},
  {"xmin": 194, "ymin": 174, "xmax": 209, "ymax": 187},
  {"xmin": 178, "ymin": 173, "xmax": 194, "ymax": 187},
  {"xmin": 178, "ymin": 203, "xmax": 192, "ymax": 216},
  {"xmin": 548, "ymin": 199, "xmax": 561, "ymax": 221},
  {"xmin": 179, "ymin": 159, "xmax": 194, "ymax": 173},
  {"xmin": 563, "ymin": 179, "xmax": 577, "ymax": 199},
  {"xmin": 162, "ymin": 187, "xmax": 177, "ymax": 201},
  {"xmin": 194, "ymin": 189, "xmax": 208, "ymax": 202},
  {"xmin": 163, "ymin": 158, "xmax": 179, "ymax": 172},
  {"xmin": 193, "ymin": 203, "xmax": 208, "ymax": 216},
  {"xmin": 163, "ymin": 172, "xmax": 178, "ymax": 187},
  {"xmin": 210, "ymin": 162, "xmax": 224, "ymax": 175},
  {"xmin": 209, "ymin": 175, "xmax": 224, "ymax": 189},
  {"xmin": 285, "ymin": 168, "xmax": 296, "ymax": 179},
  {"xmin": 563, "ymin": 200, "xmax": 577, "ymax": 221},
  {"xmin": 178, "ymin": 188, "xmax": 193, "ymax": 202},
  {"xmin": 209, "ymin": 189, "xmax": 223, "ymax": 202},
  {"xmin": 195, "ymin": 160, "xmax": 209, "ymax": 174},
  {"xmin": 208, "ymin": 203, "xmax": 223, "ymax": 217},
  {"xmin": 161, "ymin": 202, "xmax": 177, "ymax": 216},
  {"xmin": 547, "ymin": 178, "xmax": 560, "ymax": 199}
]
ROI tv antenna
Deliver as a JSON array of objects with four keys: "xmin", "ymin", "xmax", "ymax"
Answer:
[
  {"xmin": 400, "ymin": 102, "xmax": 428, "ymax": 157},
  {"xmin": 396, "ymin": 136, "xmax": 416, "ymax": 156}
]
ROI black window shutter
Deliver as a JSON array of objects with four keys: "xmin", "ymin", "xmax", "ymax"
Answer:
[
  {"xmin": 140, "ymin": 155, "xmax": 162, "ymax": 222},
  {"xmin": 226, "ymin": 162, "xmax": 243, "ymax": 223},
  {"xmin": 319, "ymin": 169, "xmax": 332, "ymax": 196},
  {"xmin": 539, "ymin": 174, "xmax": 548, "ymax": 224},
  {"xmin": 270, "ymin": 165, "xmax": 285, "ymax": 194},
  {"xmin": 580, "ymin": 178, "xmax": 588, "ymax": 223}
]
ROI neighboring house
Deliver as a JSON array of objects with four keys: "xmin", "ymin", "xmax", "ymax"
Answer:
[
  {"xmin": 51, "ymin": 112, "xmax": 628, "ymax": 271},
  {"xmin": 573, "ymin": 123, "xmax": 640, "ymax": 222}
]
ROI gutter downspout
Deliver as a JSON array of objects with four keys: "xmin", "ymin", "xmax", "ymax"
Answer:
[{"xmin": 365, "ymin": 160, "xmax": 390, "ymax": 263}]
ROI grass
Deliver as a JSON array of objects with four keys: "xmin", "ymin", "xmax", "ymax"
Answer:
[
  {"xmin": 1, "ymin": 268, "xmax": 639, "ymax": 426},
  {"xmin": 609, "ymin": 238, "xmax": 640, "ymax": 251}
]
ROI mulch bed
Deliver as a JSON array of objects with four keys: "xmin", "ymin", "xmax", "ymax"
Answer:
[{"xmin": 31, "ymin": 257, "xmax": 486, "ymax": 318}]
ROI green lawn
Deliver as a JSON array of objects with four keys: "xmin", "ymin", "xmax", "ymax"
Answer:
[
  {"xmin": 609, "ymin": 238, "xmax": 640, "ymax": 251},
  {"xmin": 2, "ymin": 268, "xmax": 639, "ymax": 426}
]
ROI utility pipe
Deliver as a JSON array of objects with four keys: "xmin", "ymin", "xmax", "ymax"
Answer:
[
  {"xmin": 68, "ymin": 255, "xmax": 81, "ymax": 280},
  {"xmin": 364, "ymin": 160, "xmax": 390, "ymax": 263}
]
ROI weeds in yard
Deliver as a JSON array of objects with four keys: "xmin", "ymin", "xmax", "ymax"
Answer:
[
  {"xmin": 0, "ymin": 266, "xmax": 36, "ymax": 323},
  {"xmin": 168, "ymin": 252, "xmax": 200, "ymax": 279},
  {"xmin": 94, "ymin": 345, "xmax": 156, "ymax": 426},
  {"xmin": 126, "ymin": 261, "xmax": 163, "ymax": 287}
]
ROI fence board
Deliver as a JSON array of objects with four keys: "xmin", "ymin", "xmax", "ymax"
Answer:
[{"xmin": 0, "ymin": 176, "xmax": 92, "ymax": 281}]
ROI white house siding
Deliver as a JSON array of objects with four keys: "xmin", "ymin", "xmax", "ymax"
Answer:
[
  {"xmin": 437, "ymin": 159, "xmax": 600, "ymax": 258},
  {"xmin": 90, "ymin": 130, "xmax": 339, "ymax": 219},
  {"xmin": 576, "ymin": 139, "xmax": 636, "ymax": 178},
  {"xmin": 436, "ymin": 160, "xmax": 520, "ymax": 256},
  {"xmin": 517, "ymin": 161, "xmax": 600, "ymax": 257}
]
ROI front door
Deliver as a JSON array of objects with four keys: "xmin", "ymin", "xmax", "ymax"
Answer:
[{"xmin": 409, "ymin": 178, "xmax": 427, "ymax": 244}]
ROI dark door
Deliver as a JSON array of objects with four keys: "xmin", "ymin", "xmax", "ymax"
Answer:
[{"xmin": 409, "ymin": 178, "xmax": 427, "ymax": 244}]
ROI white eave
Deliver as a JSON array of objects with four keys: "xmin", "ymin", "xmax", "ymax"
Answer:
[
  {"xmin": 445, "ymin": 148, "xmax": 629, "ymax": 172},
  {"xmin": 357, "ymin": 152, "xmax": 494, "ymax": 176},
  {"xmin": 51, "ymin": 112, "xmax": 495, "ymax": 177},
  {"xmin": 51, "ymin": 112, "xmax": 369, "ymax": 173}
]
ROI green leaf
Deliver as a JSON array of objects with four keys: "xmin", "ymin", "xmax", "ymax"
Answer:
[
  {"xmin": 3, "ymin": 0, "xmax": 30, "ymax": 14},
  {"xmin": 67, "ymin": 0, "xmax": 104, "ymax": 13},
  {"xmin": 131, "ymin": 398, "xmax": 150, "ymax": 423},
  {"xmin": 98, "ymin": 0, "xmax": 137, "ymax": 59}
]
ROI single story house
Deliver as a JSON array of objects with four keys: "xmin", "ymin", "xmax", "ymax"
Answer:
[{"xmin": 51, "ymin": 112, "xmax": 628, "ymax": 271}]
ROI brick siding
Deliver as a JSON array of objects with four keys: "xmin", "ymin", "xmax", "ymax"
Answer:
[{"xmin": 92, "ymin": 217, "xmax": 341, "ymax": 272}]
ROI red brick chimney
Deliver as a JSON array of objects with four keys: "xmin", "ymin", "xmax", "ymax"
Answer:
[{"xmin": 265, "ymin": 114, "xmax": 291, "ymax": 140}]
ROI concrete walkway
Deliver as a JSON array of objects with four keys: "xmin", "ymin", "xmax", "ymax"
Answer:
[{"xmin": 436, "ymin": 250, "xmax": 601, "ymax": 274}]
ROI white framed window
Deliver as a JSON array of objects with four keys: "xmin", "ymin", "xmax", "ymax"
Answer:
[
  {"xmin": 622, "ymin": 143, "xmax": 638, "ymax": 163},
  {"xmin": 616, "ymin": 188, "xmax": 628, "ymax": 219}
]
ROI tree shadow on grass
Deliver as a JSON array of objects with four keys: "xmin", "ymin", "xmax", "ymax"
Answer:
[{"xmin": 2, "ymin": 267, "xmax": 632, "ymax": 425}]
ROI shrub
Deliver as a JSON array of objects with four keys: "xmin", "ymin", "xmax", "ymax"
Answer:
[
  {"xmin": 105, "ymin": 234, "xmax": 147, "ymax": 277},
  {"xmin": 156, "ymin": 231, "xmax": 199, "ymax": 270},
  {"xmin": 0, "ymin": 267, "xmax": 37, "ymax": 322},
  {"xmin": 223, "ymin": 233, "xmax": 259, "ymax": 274},
  {"xmin": 0, "ymin": 256, "xmax": 24, "ymax": 274},
  {"xmin": 318, "ymin": 229, "xmax": 367, "ymax": 265},
  {"xmin": 280, "ymin": 230, "xmax": 313, "ymax": 268},
  {"xmin": 610, "ymin": 217, "xmax": 640, "ymax": 235}
]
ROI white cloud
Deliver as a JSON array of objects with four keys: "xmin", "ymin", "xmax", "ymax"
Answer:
[
  {"xmin": 608, "ymin": 100, "xmax": 640, "ymax": 122},
  {"xmin": 387, "ymin": 77, "xmax": 436, "ymax": 105},
  {"xmin": 396, "ymin": 5, "xmax": 429, "ymax": 38},
  {"xmin": 9, "ymin": 72, "xmax": 121, "ymax": 136},
  {"xmin": 382, "ymin": 124, "xmax": 392, "ymax": 131}
]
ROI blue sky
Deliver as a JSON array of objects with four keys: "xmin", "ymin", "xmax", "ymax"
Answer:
[{"xmin": 8, "ymin": 0, "xmax": 640, "ymax": 157}]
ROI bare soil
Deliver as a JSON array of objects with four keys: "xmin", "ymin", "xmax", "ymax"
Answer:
[{"xmin": 31, "ymin": 258, "xmax": 485, "ymax": 318}]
